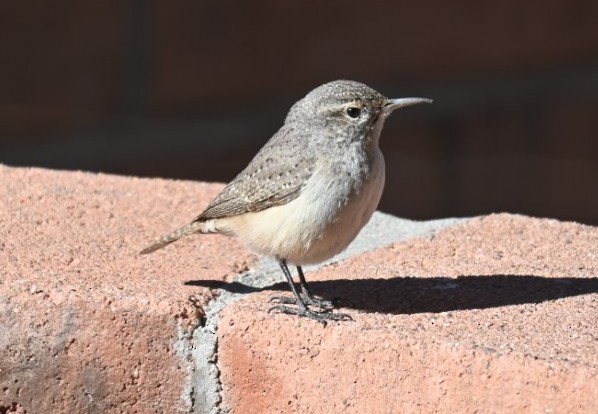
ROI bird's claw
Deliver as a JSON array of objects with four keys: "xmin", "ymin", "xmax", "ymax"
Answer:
[
  {"xmin": 268, "ymin": 304, "xmax": 352, "ymax": 326},
  {"xmin": 268, "ymin": 294, "xmax": 334, "ymax": 311}
]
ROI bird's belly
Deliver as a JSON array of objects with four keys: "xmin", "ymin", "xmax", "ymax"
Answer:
[
  {"xmin": 223, "ymin": 151, "xmax": 385, "ymax": 265},
  {"xmin": 300, "ymin": 156, "xmax": 385, "ymax": 264}
]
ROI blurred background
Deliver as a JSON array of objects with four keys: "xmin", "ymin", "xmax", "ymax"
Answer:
[{"xmin": 2, "ymin": 1, "xmax": 597, "ymax": 224}]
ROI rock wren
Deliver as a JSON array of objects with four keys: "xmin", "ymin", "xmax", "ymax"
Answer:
[{"xmin": 141, "ymin": 80, "xmax": 431, "ymax": 323}]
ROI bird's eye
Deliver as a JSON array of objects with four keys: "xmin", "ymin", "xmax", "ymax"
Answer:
[{"xmin": 346, "ymin": 107, "xmax": 361, "ymax": 118}]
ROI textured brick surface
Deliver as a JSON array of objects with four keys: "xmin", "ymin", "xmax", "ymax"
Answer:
[
  {"xmin": 0, "ymin": 165, "xmax": 255, "ymax": 413},
  {"xmin": 2, "ymin": 165, "xmax": 597, "ymax": 413},
  {"xmin": 218, "ymin": 215, "xmax": 598, "ymax": 413}
]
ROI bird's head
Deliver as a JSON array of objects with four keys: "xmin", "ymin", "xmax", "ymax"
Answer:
[{"xmin": 286, "ymin": 79, "xmax": 432, "ymax": 147}]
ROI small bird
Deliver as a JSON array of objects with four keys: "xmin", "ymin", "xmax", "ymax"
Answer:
[{"xmin": 141, "ymin": 80, "xmax": 431, "ymax": 323}]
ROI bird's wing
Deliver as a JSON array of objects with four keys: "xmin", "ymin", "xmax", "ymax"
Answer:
[{"xmin": 194, "ymin": 127, "xmax": 314, "ymax": 221}]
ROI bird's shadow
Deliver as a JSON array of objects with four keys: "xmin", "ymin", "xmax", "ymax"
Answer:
[{"xmin": 185, "ymin": 274, "xmax": 598, "ymax": 314}]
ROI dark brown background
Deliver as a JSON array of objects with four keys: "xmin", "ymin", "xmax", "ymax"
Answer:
[{"xmin": 2, "ymin": 1, "xmax": 597, "ymax": 224}]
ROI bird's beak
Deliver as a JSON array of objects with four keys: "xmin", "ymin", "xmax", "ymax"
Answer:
[{"xmin": 383, "ymin": 97, "xmax": 433, "ymax": 113}]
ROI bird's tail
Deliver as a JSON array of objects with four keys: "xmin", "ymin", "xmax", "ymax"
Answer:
[{"xmin": 140, "ymin": 221, "xmax": 205, "ymax": 254}]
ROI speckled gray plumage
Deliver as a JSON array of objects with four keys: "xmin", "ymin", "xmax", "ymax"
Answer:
[
  {"xmin": 194, "ymin": 80, "xmax": 387, "ymax": 222},
  {"xmin": 195, "ymin": 125, "xmax": 315, "ymax": 220},
  {"xmin": 141, "ymin": 79, "xmax": 432, "ymax": 263}
]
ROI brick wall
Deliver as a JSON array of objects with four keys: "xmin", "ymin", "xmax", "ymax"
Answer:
[{"xmin": 1, "ymin": 1, "xmax": 597, "ymax": 223}]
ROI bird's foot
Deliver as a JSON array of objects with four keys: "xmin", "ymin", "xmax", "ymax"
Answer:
[
  {"xmin": 268, "ymin": 294, "xmax": 334, "ymax": 311},
  {"xmin": 268, "ymin": 304, "xmax": 352, "ymax": 326}
]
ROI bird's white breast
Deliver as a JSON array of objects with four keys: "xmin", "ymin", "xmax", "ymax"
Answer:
[{"xmin": 219, "ymin": 147, "xmax": 385, "ymax": 265}]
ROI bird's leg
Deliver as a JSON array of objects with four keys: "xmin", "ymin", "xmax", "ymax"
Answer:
[
  {"xmin": 296, "ymin": 266, "xmax": 334, "ymax": 310},
  {"xmin": 268, "ymin": 260, "xmax": 352, "ymax": 324},
  {"xmin": 268, "ymin": 266, "xmax": 333, "ymax": 310},
  {"xmin": 268, "ymin": 261, "xmax": 315, "ymax": 309}
]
